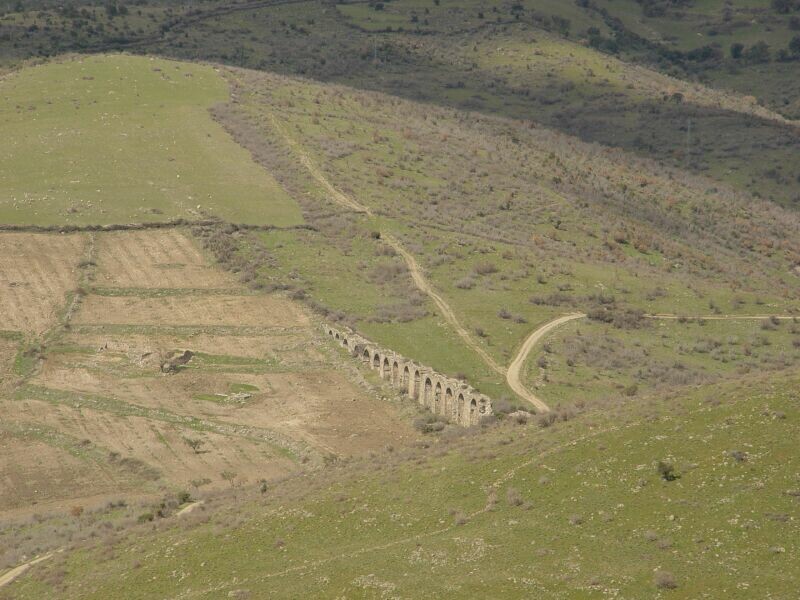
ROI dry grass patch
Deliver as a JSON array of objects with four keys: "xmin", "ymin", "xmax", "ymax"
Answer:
[
  {"xmin": 0, "ymin": 419, "xmax": 136, "ymax": 512},
  {"xmin": 0, "ymin": 233, "xmax": 84, "ymax": 334},
  {"xmin": 94, "ymin": 230, "xmax": 237, "ymax": 289},
  {"xmin": 60, "ymin": 331, "xmax": 313, "ymax": 360},
  {"xmin": 72, "ymin": 294, "xmax": 309, "ymax": 327}
]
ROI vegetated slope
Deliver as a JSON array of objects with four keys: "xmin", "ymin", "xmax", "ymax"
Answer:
[
  {"xmin": 527, "ymin": 315, "xmax": 800, "ymax": 409},
  {"xmin": 0, "ymin": 54, "xmax": 303, "ymax": 226},
  {"xmin": 3, "ymin": 374, "xmax": 797, "ymax": 598},
  {"xmin": 2, "ymin": 1, "xmax": 799, "ymax": 208},
  {"xmin": 208, "ymin": 64, "xmax": 800, "ymax": 404}
]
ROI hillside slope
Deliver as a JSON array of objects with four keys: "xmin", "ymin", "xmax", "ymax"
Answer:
[
  {"xmin": 3, "ymin": 374, "xmax": 798, "ymax": 598},
  {"xmin": 207, "ymin": 63, "xmax": 800, "ymax": 404},
  {"xmin": 2, "ymin": 1, "xmax": 800, "ymax": 207}
]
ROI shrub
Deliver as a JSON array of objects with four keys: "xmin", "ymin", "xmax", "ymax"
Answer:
[
  {"xmin": 657, "ymin": 460, "xmax": 678, "ymax": 481},
  {"xmin": 473, "ymin": 262, "xmax": 498, "ymax": 275},
  {"xmin": 413, "ymin": 414, "xmax": 447, "ymax": 433},
  {"xmin": 728, "ymin": 450, "xmax": 748, "ymax": 462},
  {"xmin": 492, "ymin": 398, "xmax": 515, "ymax": 414},
  {"xmin": 654, "ymin": 570, "xmax": 678, "ymax": 590},
  {"xmin": 177, "ymin": 491, "xmax": 192, "ymax": 505},
  {"xmin": 498, "ymin": 308, "xmax": 512, "ymax": 319},
  {"xmin": 506, "ymin": 487, "xmax": 523, "ymax": 506},
  {"xmin": 537, "ymin": 412, "xmax": 558, "ymax": 428},
  {"xmin": 455, "ymin": 276, "xmax": 476, "ymax": 289}
]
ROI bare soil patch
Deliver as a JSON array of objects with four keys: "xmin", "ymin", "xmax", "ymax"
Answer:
[
  {"xmin": 0, "ymin": 420, "xmax": 131, "ymax": 511},
  {"xmin": 1, "ymin": 229, "xmax": 417, "ymax": 516},
  {"xmin": 12, "ymin": 399, "xmax": 295, "ymax": 494},
  {"xmin": 31, "ymin": 363, "xmax": 414, "ymax": 457},
  {"xmin": 94, "ymin": 230, "xmax": 237, "ymax": 289},
  {"xmin": 72, "ymin": 294, "xmax": 309, "ymax": 327},
  {"xmin": 0, "ymin": 338, "xmax": 19, "ymax": 394},
  {"xmin": 0, "ymin": 233, "xmax": 84, "ymax": 334},
  {"xmin": 60, "ymin": 331, "xmax": 320, "ymax": 363}
]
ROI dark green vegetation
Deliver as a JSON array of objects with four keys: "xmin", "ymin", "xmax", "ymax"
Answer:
[
  {"xmin": 3, "ymin": 374, "xmax": 798, "ymax": 598},
  {"xmin": 3, "ymin": 0, "xmax": 800, "ymax": 207}
]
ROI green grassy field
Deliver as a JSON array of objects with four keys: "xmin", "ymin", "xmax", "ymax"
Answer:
[
  {"xmin": 0, "ymin": 54, "xmax": 303, "ymax": 226},
  {"xmin": 4, "ymin": 373, "xmax": 797, "ymax": 598}
]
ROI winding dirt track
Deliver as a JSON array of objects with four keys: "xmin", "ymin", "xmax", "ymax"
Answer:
[
  {"xmin": 381, "ymin": 233, "xmax": 505, "ymax": 376},
  {"xmin": 506, "ymin": 313, "xmax": 586, "ymax": 412},
  {"xmin": 267, "ymin": 113, "xmax": 798, "ymax": 413},
  {"xmin": 266, "ymin": 113, "xmax": 371, "ymax": 215},
  {"xmin": 0, "ymin": 550, "xmax": 60, "ymax": 590}
]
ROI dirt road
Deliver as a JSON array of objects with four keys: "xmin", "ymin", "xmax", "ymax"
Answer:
[
  {"xmin": 267, "ymin": 114, "xmax": 371, "ymax": 215},
  {"xmin": 648, "ymin": 314, "xmax": 796, "ymax": 320},
  {"xmin": 506, "ymin": 313, "xmax": 586, "ymax": 412},
  {"xmin": 381, "ymin": 233, "xmax": 506, "ymax": 377},
  {"xmin": 270, "ymin": 118, "xmax": 577, "ymax": 410},
  {"xmin": 268, "ymin": 113, "xmax": 798, "ymax": 412},
  {"xmin": 0, "ymin": 551, "xmax": 59, "ymax": 589}
]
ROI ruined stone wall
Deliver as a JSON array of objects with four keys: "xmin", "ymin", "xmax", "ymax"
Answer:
[{"xmin": 323, "ymin": 324, "xmax": 493, "ymax": 427}]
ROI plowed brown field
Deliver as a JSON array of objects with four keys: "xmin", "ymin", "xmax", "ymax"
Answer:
[
  {"xmin": 0, "ymin": 234, "xmax": 84, "ymax": 334},
  {"xmin": 1, "ymin": 229, "xmax": 417, "ymax": 515},
  {"xmin": 94, "ymin": 230, "xmax": 236, "ymax": 289}
]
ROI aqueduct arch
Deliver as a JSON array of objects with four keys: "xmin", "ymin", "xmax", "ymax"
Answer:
[
  {"xmin": 423, "ymin": 377, "xmax": 433, "ymax": 408},
  {"xmin": 444, "ymin": 387, "xmax": 454, "ymax": 419},
  {"xmin": 381, "ymin": 356, "xmax": 390, "ymax": 380},
  {"xmin": 412, "ymin": 369, "xmax": 421, "ymax": 400},
  {"xmin": 323, "ymin": 324, "xmax": 493, "ymax": 426}
]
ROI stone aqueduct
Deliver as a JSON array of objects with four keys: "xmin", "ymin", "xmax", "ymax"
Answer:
[{"xmin": 323, "ymin": 324, "xmax": 493, "ymax": 427}]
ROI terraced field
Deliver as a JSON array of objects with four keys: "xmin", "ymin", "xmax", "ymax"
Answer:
[
  {"xmin": 0, "ymin": 234, "xmax": 85, "ymax": 334},
  {"xmin": 0, "ymin": 228, "xmax": 418, "ymax": 516}
]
